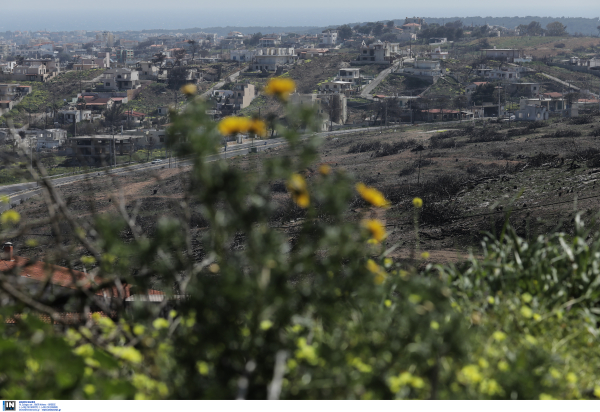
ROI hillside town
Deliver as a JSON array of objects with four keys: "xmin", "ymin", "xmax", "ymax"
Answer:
[
  {"xmin": 2, "ymin": 8, "xmax": 600, "ymax": 401},
  {"xmin": 1, "ymin": 17, "xmax": 599, "ymax": 167}
]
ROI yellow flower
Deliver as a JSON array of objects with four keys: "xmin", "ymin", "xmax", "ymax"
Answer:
[
  {"xmin": 498, "ymin": 360, "xmax": 509, "ymax": 371},
  {"xmin": 492, "ymin": 331, "xmax": 507, "ymax": 342},
  {"xmin": 286, "ymin": 174, "xmax": 310, "ymax": 208},
  {"xmin": 459, "ymin": 365, "xmax": 482, "ymax": 384},
  {"xmin": 1, "ymin": 210, "xmax": 20, "ymax": 225},
  {"xmin": 318, "ymin": 164, "xmax": 331, "ymax": 175},
  {"xmin": 412, "ymin": 197, "xmax": 423, "ymax": 208},
  {"xmin": 197, "ymin": 361, "xmax": 209, "ymax": 376},
  {"xmin": 248, "ymin": 118, "xmax": 267, "ymax": 137},
  {"xmin": 25, "ymin": 239, "xmax": 38, "ymax": 247},
  {"xmin": 264, "ymin": 78, "xmax": 296, "ymax": 100},
  {"xmin": 260, "ymin": 320, "xmax": 273, "ymax": 330},
  {"xmin": 80, "ymin": 256, "xmax": 96, "ymax": 266},
  {"xmin": 361, "ymin": 219, "xmax": 386, "ymax": 243},
  {"xmin": 218, "ymin": 116, "xmax": 251, "ymax": 136},
  {"xmin": 420, "ymin": 252, "xmax": 430, "ymax": 259},
  {"xmin": 520, "ymin": 306, "xmax": 533, "ymax": 319},
  {"xmin": 366, "ymin": 259, "xmax": 387, "ymax": 285},
  {"xmin": 180, "ymin": 84, "xmax": 197, "ymax": 96},
  {"xmin": 355, "ymin": 183, "xmax": 390, "ymax": 208},
  {"xmin": 479, "ymin": 379, "xmax": 502, "ymax": 396}
]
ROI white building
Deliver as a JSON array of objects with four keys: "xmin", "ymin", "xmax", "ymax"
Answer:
[
  {"xmin": 230, "ymin": 49, "xmax": 261, "ymax": 62},
  {"xmin": 101, "ymin": 68, "xmax": 141, "ymax": 90},
  {"xmin": 481, "ymin": 48, "xmax": 522, "ymax": 62},
  {"xmin": 475, "ymin": 65, "xmax": 523, "ymax": 82},
  {"xmin": 252, "ymin": 48, "xmax": 297, "ymax": 71},
  {"xmin": 336, "ymin": 68, "xmax": 360, "ymax": 84},
  {"xmin": 402, "ymin": 60, "xmax": 443, "ymax": 78},
  {"xmin": 429, "ymin": 47, "xmax": 449, "ymax": 60},
  {"xmin": 35, "ymin": 129, "xmax": 67, "ymax": 150},
  {"xmin": 320, "ymin": 30, "xmax": 338, "ymax": 45},
  {"xmin": 59, "ymin": 109, "xmax": 92, "ymax": 123},
  {"xmin": 514, "ymin": 105, "xmax": 549, "ymax": 121},
  {"xmin": 356, "ymin": 41, "xmax": 399, "ymax": 64}
]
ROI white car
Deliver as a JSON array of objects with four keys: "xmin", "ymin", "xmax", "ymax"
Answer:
[{"xmin": 151, "ymin": 159, "xmax": 163, "ymax": 164}]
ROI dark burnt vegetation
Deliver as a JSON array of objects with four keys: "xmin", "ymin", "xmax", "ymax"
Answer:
[
  {"xmin": 372, "ymin": 139, "xmax": 417, "ymax": 157},
  {"xmin": 347, "ymin": 140, "xmax": 382, "ymax": 154},
  {"xmin": 347, "ymin": 139, "xmax": 416, "ymax": 157},
  {"xmin": 541, "ymin": 129, "xmax": 582, "ymax": 138},
  {"xmin": 398, "ymin": 158, "xmax": 435, "ymax": 176}
]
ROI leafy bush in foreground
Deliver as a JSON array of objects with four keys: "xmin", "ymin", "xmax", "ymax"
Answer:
[{"xmin": 0, "ymin": 82, "xmax": 599, "ymax": 400}]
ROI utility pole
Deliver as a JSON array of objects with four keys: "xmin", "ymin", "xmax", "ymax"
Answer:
[
  {"xmin": 385, "ymin": 102, "xmax": 388, "ymax": 128},
  {"xmin": 111, "ymin": 125, "xmax": 115, "ymax": 168}
]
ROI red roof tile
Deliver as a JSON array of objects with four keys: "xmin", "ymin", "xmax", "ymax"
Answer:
[
  {"xmin": 542, "ymin": 92, "xmax": 563, "ymax": 98},
  {"xmin": 0, "ymin": 256, "xmax": 163, "ymax": 298}
]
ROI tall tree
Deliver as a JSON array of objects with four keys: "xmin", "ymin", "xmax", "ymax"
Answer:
[
  {"xmin": 187, "ymin": 40, "xmax": 199, "ymax": 61},
  {"xmin": 336, "ymin": 25, "xmax": 353, "ymax": 41},
  {"xmin": 546, "ymin": 21, "xmax": 568, "ymax": 37},
  {"xmin": 526, "ymin": 21, "xmax": 545, "ymax": 36},
  {"xmin": 173, "ymin": 49, "xmax": 187, "ymax": 67}
]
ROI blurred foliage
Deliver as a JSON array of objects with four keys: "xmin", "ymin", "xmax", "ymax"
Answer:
[{"xmin": 0, "ymin": 83, "xmax": 599, "ymax": 400}]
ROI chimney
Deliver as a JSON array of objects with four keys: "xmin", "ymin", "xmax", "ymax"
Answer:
[{"xmin": 2, "ymin": 242, "xmax": 13, "ymax": 261}]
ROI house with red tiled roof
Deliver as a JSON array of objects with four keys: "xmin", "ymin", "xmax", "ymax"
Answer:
[
  {"xmin": 78, "ymin": 95, "xmax": 115, "ymax": 112},
  {"xmin": 542, "ymin": 92, "xmax": 563, "ymax": 99},
  {"xmin": 0, "ymin": 242, "xmax": 165, "ymax": 325}
]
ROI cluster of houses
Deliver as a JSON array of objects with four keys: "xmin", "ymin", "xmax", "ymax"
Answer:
[
  {"xmin": 0, "ymin": 125, "xmax": 169, "ymax": 166},
  {"xmin": 1, "ymin": 19, "xmax": 599, "ymax": 143}
]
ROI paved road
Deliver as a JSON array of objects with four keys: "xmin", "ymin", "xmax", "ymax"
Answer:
[
  {"xmin": 360, "ymin": 61, "xmax": 401, "ymax": 99},
  {"xmin": 539, "ymin": 73, "xmax": 581, "ymax": 92},
  {"xmin": 0, "ymin": 138, "xmax": 290, "ymax": 212},
  {"xmin": 0, "ymin": 123, "xmax": 425, "ymax": 212},
  {"xmin": 200, "ymin": 69, "xmax": 242, "ymax": 98}
]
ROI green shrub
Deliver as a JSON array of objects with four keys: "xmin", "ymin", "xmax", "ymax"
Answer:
[{"xmin": 0, "ymin": 86, "xmax": 599, "ymax": 400}]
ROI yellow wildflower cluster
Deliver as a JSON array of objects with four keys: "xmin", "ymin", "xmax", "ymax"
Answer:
[
  {"xmin": 180, "ymin": 84, "xmax": 197, "ymax": 96},
  {"xmin": 356, "ymin": 183, "xmax": 390, "ymax": 208},
  {"xmin": 218, "ymin": 116, "xmax": 267, "ymax": 137},
  {"xmin": 361, "ymin": 219, "xmax": 387, "ymax": 243},
  {"xmin": 295, "ymin": 337, "xmax": 318, "ymax": 365},
  {"xmin": 412, "ymin": 197, "xmax": 423, "ymax": 208},
  {"xmin": 286, "ymin": 173, "xmax": 310, "ymax": 208},
  {"xmin": 388, "ymin": 371, "xmax": 425, "ymax": 393},
  {"xmin": 366, "ymin": 259, "xmax": 387, "ymax": 285},
  {"xmin": 350, "ymin": 357, "xmax": 373, "ymax": 374},
  {"xmin": 264, "ymin": 78, "xmax": 296, "ymax": 101},
  {"xmin": 318, "ymin": 164, "xmax": 331, "ymax": 176},
  {"xmin": 1, "ymin": 209, "xmax": 20, "ymax": 225}
]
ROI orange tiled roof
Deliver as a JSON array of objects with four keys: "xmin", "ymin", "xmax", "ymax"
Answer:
[{"xmin": 0, "ymin": 256, "xmax": 163, "ymax": 298}]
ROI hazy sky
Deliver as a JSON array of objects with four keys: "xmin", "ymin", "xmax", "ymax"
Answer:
[{"xmin": 1, "ymin": 1, "xmax": 599, "ymax": 31}]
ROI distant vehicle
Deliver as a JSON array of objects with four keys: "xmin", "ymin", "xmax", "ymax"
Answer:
[{"xmin": 151, "ymin": 159, "xmax": 163, "ymax": 164}]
